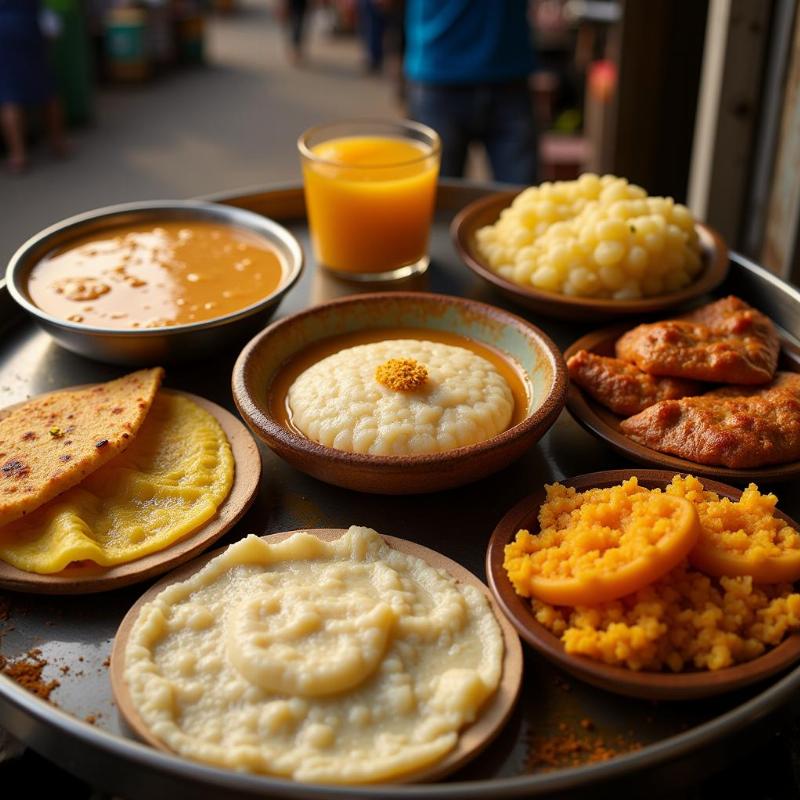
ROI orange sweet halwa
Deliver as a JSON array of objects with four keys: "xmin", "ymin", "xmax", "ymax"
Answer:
[
  {"xmin": 503, "ymin": 479, "xmax": 700, "ymax": 606},
  {"xmin": 665, "ymin": 475, "xmax": 800, "ymax": 583},
  {"xmin": 533, "ymin": 566, "xmax": 800, "ymax": 672},
  {"xmin": 507, "ymin": 474, "xmax": 800, "ymax": 672}
]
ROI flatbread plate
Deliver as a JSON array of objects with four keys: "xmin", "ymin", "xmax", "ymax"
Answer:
[{"xmin": 0, "ymin": 389, "xmax": 260, "ymax": 594}]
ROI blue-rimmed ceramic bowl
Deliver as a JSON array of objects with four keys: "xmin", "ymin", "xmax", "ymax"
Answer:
[{"xmin": 232, "ymin": 291, "xmax": 567, "ymax": 494}]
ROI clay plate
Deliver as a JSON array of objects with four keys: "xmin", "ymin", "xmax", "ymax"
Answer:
[
  {"xmin": 110, "ymin": 527, "xmax": 523, "ymax": 784},
  {"xmin": 231, "ymin": 291, "xmax": 567, "ymax": 494},
  {"xmin": 486, "ymin": 469, "xmax": 800, "ymax": 700},
  {"xmin": 451, "ymin": 190, "xmax": 729, "ymax": 322},
  {"xmin": 0, "ymin": 389, "xmax": 261, "ymax": 594},
  {"xmin": 564, "ymin": 325, "xmax": 800, "ymax": 483}
]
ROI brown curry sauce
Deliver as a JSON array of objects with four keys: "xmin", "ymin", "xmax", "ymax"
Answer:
[{"xmin": 28, "ymin": 220, "xmax": 285, "ymax": 329}]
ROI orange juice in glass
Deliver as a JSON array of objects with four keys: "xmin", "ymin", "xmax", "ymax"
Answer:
[{"xmin": 298, "ymin": 120, "xmax": 441, "ymax": 281}]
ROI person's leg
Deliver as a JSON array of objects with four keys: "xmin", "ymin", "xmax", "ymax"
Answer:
[
  {"xmin": 287, "ymin": 0, "xmax": 308, "ymax": 63},
  {"xmin": 44, "ymin": 95, "xmax": 69, "ymax": 157},
  {"xmin": 483, "ymin": 82, "xmax": 538, "ymax": 184},
  {"xmin": 0, "ymin": 102, "xmax": 27, "ymax": 172},
  {"xmin": 359, "ymin": 0, "xmax": 385, "ymax": 72},
  {"xmin": 406, "ymin": 83, "xmax": 472, "ymax": 179}
]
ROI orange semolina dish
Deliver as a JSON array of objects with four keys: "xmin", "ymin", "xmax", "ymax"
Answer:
[
  {"xmin": 505, "ymin": 474, "xmax": 800, "ymax": 672},
  {"xmin": 503, "ymin": 479, "xmax": 700, "ymax": 606},
  {"xmin": 532, "ymin": 566, "xmax": 800, "ymax": 672},
  {"xmin": 665, "ymin": 474, "xmax": 800, "ymax": 583}
]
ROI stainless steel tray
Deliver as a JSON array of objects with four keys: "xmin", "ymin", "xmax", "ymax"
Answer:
[{"xmin": 2, "ymin": 180, "xmax": 800, "ymax": 799}]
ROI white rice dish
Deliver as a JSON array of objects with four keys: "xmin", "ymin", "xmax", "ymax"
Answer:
[{"xmin": 286, "ymin": 339, "xmax": 516, "ymax": 456}]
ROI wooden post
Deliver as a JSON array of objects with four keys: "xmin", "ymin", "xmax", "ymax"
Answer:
[
  {"xmin": 686, "ymin": 0, "xmax": 772, "ymax": 247},
  {"xmin": 608, "ymin": 0, "xmax": 708, "ymax": 201},
  {"xmin": 760, "ymin": 5, "xmax": 800, "ymax": 280}
]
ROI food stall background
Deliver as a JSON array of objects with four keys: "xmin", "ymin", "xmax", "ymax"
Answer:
[{"xmin": 3, "ymin": 0, "xmax": 799, "ymax": 285}]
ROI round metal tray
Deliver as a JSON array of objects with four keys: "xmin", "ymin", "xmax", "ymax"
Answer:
[{"xmin": 2, "ymin": 180, "xmax": 800, "ymax": 798}]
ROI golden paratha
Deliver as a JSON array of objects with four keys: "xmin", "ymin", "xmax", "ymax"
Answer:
[
  {"xmin": 0, "ymin": 392, "xmax": 233, "ymax": 573},
  {"xmin": 0, "ymin": 368, "xmax": 163, "ymax": 528}
]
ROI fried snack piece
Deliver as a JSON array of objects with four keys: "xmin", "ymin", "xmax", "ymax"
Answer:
[
  {"xmin": 619, "ymin": 372, "xmax": 800, "ymax": 468},
  {"xmin": 0, "ymin": 368, "xmax": 163, "ymax": 527},
  {"xmin": 567, "ymin": 350, "xmax": 702, "ymax": 415},
  {"xmin": 615, "ymin": 296, "xmax": 779, "ymax": 384}
]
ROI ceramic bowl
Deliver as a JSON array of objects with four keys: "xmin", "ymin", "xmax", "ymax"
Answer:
[
  {"xmin": 6, "ymin": 201, "xmax": 304, "ymax": 366},
  {"xmin": 231, "ymin": 292, "xmax": 567, "ymax": 494},
  {"xmin": 451, "ymin": 190, "xmax": 729, "ymax": 322},
  {"xmin": 486, "ymin": 469, "xmax": 800, "ymax": 700}
]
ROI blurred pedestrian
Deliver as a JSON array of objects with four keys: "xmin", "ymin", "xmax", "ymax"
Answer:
[
  {"xmin": 0, "ymin": 0, "xmax": 68, "ymax": 174},
  {"xmin": 404, "ymin": 0, "xmax": 538, "ymax": 184},
  {"xmin": 281, "ymin": 0, "xmax": 310, "ymax": 66},
  {"xmin": 358, "ymin": 0, "xmax": 386, "ymax": 73}
]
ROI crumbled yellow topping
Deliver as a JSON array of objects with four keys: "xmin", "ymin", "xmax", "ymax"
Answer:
[
  {"xmin": 375, "ymin": 358, "xmax": 428, "ymax": 392},
  {"xmin": 534, "ymin": 565, "xmax": 800, "ymax": 672},
  {"xmin": 665, "ymin": 474, "xmax": 800, "ymax": 562},
  {"xmin": 504, "ymin": 478, "xmax": 681, "ymax": 592},
  {"xmin": 48, "ymin": 426, "xmax": 64, "ymax": 438}
]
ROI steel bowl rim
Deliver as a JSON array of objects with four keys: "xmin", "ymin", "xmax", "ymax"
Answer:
[{"xmin": 6, "ymin": 199, "xmax": 304, "ymax": 337}]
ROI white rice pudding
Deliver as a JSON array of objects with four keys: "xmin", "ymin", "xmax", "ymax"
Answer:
[
  {"xmin": 286, "ymin": 339, "xmax": 515, "ymax": 455},
  {"xmin": 124, "ymin": 526, "xmax": 504, "ymax": 783}
]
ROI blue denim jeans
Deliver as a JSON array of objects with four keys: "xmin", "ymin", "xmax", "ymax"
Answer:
[{"xmin": 407, "ymin": 80, "xmax": 538, "ymax": 184}]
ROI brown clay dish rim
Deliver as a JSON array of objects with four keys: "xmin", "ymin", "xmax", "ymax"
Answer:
[
  {"xmin": 486, "ymin": 468, "xmax": 800, "ymax": 700},
  {"xmin": 110, "ymin": 527, "xmax": 523, "ymax": 785},
  {"xmin": 231, "ymin": 291, "xmax": 568, "ymax": 469},
  {"xmin": 0, "ymin": 388, "xmax": 261, "ymax": 594},
  {"xmin": 563, "ymin": 325, "xmax": 800, "ymax": 482},
  {"xmin": 451, "ymin": 190, "xmax": 729, "ymax": 315}
]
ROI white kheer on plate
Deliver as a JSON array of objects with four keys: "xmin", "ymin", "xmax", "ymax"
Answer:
[
  {"xmin": 285, "ymin": 339, "xmax": 515, "ymax": 455},
  {"xmin": 123, "ymin": 526, "xmax": 504, "ymax": 783}
]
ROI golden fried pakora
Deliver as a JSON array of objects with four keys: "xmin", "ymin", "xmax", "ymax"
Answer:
[
  {"xmin": 619, "ymin": 372, "xmax": 800, "ymax": 468},
  {"xmin": 567, "ymin": 350, "xmax": 702, "ymax": 416},
  {"xmin": 615, "ymin": 296, "xmax": 779, "ymax": 385}
]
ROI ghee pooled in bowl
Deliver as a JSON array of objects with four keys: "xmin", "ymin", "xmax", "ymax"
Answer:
[
  {"xmin": 285, "ymin": 339, "xmax": 515, "ymax": 455},
  {"xmin": 123, "ymin": 526, "xmax": 503, "ymax": 783}
]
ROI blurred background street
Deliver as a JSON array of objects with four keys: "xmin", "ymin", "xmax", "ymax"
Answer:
[{"xmin": 0, "ymin": 0, "xmax": 400, "ymax": 266}]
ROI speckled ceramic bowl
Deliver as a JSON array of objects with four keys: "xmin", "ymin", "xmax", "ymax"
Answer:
[{"xmin": 232, "ymin": 292, "xmax": 567, "ymax": 494}]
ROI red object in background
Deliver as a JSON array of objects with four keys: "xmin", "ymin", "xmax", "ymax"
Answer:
[{"xmin": 589, "ymin": 59, "xmax": 617, "ymax": 103}]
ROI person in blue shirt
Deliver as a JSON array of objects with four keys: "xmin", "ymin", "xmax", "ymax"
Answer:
[{"xmin": 404, "ymin": 0, "xmax": 537, "ymax": 184}]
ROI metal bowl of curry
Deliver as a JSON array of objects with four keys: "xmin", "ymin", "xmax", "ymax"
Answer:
[{"xmin": 6, "ymin": 200, "xmax": 304, "ymax": 365}]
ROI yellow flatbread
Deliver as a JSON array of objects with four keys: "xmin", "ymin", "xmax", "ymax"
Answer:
[
  {"xmin": 0, "ymin": 392, "xmax": 233, "ymax": 574},
  {"xmin": 0, "ymin": 368, "xmax": 163, "ymax": 528}
]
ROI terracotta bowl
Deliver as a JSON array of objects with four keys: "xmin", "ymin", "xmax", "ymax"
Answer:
[
  {"xmin": 486, "ymin": 469, "xmax": 800, "ymax": 700},
  {"xmin": 231, "ymin": 292, "xmax": 567, "ymax": 494},
  {"xmin": 451, "ymin": 191, "xmax": 729, "ymax": 322},
  {"xmin": 563, "ymin": 325, "xmax": 800, "ymax": 483}
]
